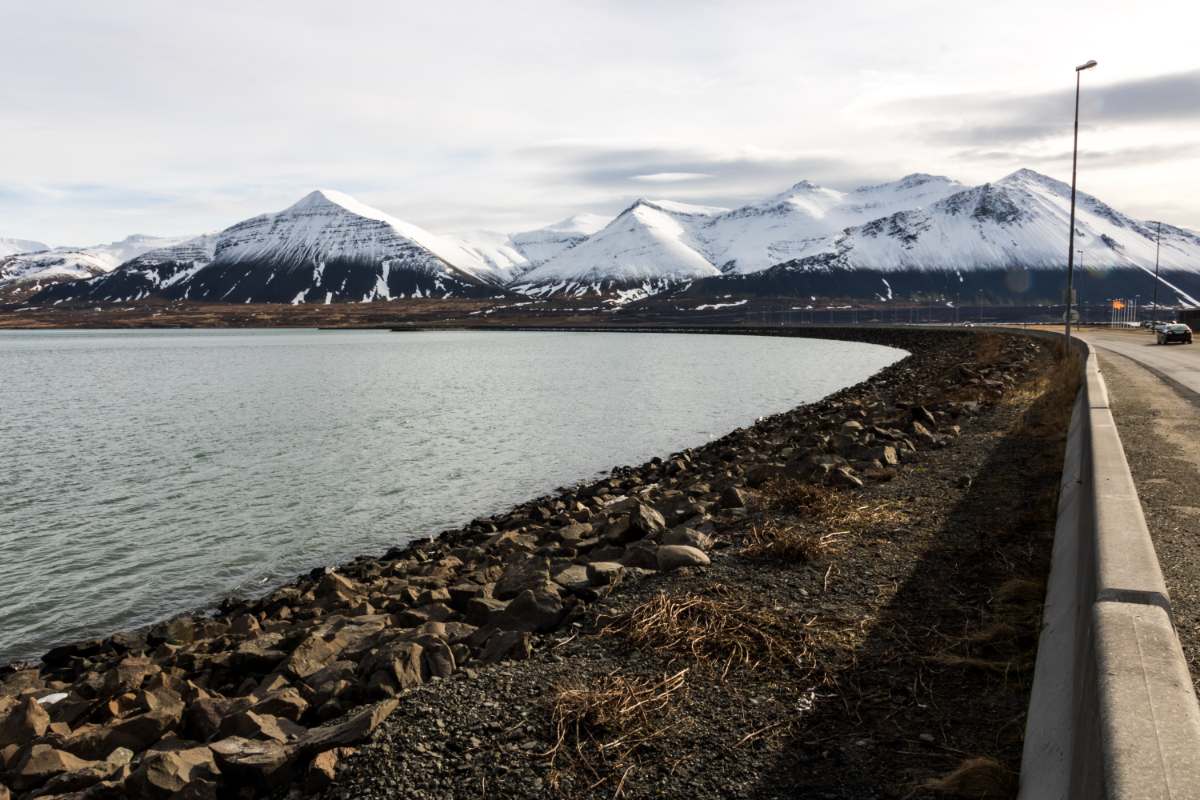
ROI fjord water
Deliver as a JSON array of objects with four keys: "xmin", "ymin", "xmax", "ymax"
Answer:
[{"xmin": 0, "ymin": 329, "xmax": 905, "ymax": 663}]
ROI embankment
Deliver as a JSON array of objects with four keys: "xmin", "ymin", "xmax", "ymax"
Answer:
[{"xmin": 0, "ymin": 327, "xmax": 1068, "ymax": 799}]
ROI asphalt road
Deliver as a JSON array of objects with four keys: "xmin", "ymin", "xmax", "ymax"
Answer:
[
  {"xmin": 1077, "ymin": 326, "xmax": 1200, "ymax": 691},
  {"xmin": 1076, "ymin": 326, "xmax": 1200, "ymax": 396}
]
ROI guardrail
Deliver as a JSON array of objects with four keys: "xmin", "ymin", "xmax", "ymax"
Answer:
[{"xmin": 1020, "ymin": 340, "xmax": 1200, "ymax": 798}]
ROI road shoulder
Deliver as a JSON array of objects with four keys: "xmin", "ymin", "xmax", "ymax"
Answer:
[{"xmin": 1096, "ymin": 349, "xmax": 1200, "ymax": 693}]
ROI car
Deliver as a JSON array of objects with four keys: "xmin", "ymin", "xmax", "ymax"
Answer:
[{"xmin": 1156, "ymin": 323, "xmax": 1194, "ymax": 345}]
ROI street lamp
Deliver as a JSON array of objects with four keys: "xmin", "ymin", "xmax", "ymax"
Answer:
[
  {"xmin": 1151, "ymin": 221, "xmax": 1162, "ymax": 329},
  {"xmin": 1077, "ymin": 249, "xmax": 1084, "ymax": 323},
  {"xmin": 1064, "ymin": 59, "xmax": 1098, "ymax": 352}
]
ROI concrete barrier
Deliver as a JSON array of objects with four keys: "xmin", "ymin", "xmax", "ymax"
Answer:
[{"xmin": 1020, "ymin": 341, "xmax": 1200, "ymax": 799}]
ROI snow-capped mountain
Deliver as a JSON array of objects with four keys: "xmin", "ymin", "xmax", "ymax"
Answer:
[
  {"xmin": 511, "ymin": 200, "xmax": 727, "ymax": 299},
  {"xmin": 21, "ymin": 169, "xmax": 1200, "ymax": 308},
  {"xmin": 449, "ymin": 213, "xmax": 612, "ymax": 284},
  {"xmin": 509, "ymin": 213, "xmax": 609, "ymax": 268},
  {"xmin": 0, "ymin": 234, "xmax": 190, "ymax": 302},
  {"xmin": 0, "ymin": 237, "xmax": 49, "ymax": 259},
  {"xmin": 509, "ymin": 176, "xmax": 963, "ymax": 297},
  {"xmin": 35, "ymin": 234, "xmax": 221, "ymax": 304},
  {"xmin": 697, "ymin": 174, "xmax": 964, "ymax": 274},
  {"xmin": 681, "ymin": 169, "xmax": 1200, "ymax": 306},
  {"xmin": 805, "ymin": 169, "xmax": 1196, "ymax": 273},
  {"xmin": 449, "ymin": 230, "xmax": 533, "ymax": 284},
  {"xmin": 33, "ymin": 190, "xmax": 502, "ymax": 305}
]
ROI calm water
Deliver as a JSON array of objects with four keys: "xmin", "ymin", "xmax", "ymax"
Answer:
[{"xmin": 0, "ymin": 329, "xmax": 905, "ymax": 663}]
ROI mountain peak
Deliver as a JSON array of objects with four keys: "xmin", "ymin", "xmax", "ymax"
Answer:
[
  {"xmin": 998, "ymin": 168, "xmax": 1069, "ymax": 192},
  {"xmin": 290, "ymin": 188, "xmax": 370, "ymax": 214}
]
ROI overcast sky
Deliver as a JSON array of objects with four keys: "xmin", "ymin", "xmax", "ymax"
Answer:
[{"xmin": 3, "ymin": 0, "xmax": 1199, "ymax": 246}]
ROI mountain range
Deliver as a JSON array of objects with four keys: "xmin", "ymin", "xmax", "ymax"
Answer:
[
  {"xmin": 11, "ymin": 168, "xmax": 1200, "ymax": 308},
  {"xmin": 0, "ymin": 235, "xmax": 192, "ymax": 302}
]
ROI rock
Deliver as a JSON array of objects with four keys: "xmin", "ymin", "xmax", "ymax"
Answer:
[
  {"xmin": 0, "ymin": 696, "xmax": 49, "ymax": 747},
  {"xmin": 656, "ymin": 545, "xmax": 711, "ymax": 572},
  {"xmin": 218, "ymin": 710, "xmax": 306, "ymax": 743},
  {"xmin": 628, "ymin": 503, "xmax": 667, "ymax": 538},
  {"xmin": 183, "ymin": 698, "xmax": 248, "ymax": 743},
  {"xmin": 304, "ymin": 747, "xmax": 356, "ymax": 793},
  {"xmin": 464, "ymin": 597, "xmax": 508, "ymax": 626},
  {"xmin": 294, "ymin": 700, "xmax": 399, "ymax": 757},
  {"xmin": 284, "ymin": 632, "xmax": 347, "ymax": 679},
  {"xmin": 67, "ymin": 707, "xmax": 182, "ymax": 758},
  {"xmin": 446, "ymin": 582, "xmax": 489, "ymax": 611},
  {"xmin": 662, "ymin": 527, "xmax": 713, "ymax": 550},
  {"xmin": 911, "ymin": 420, "xmax": 936, "ymax": 443},
  {"xmin": 620, "ymin": 541, "xmax": 659, "ymax": 570},
  {"xmin": 478, "ymin": 630, "xmax": 533, "ymax": 664},
  {"xmin": 553, "ymin": 522, "xmax": 593, "ymax": 544},
  {"xmin": 831, "ymin": 467, "xmax": 865, "ymax": 488},
  {"xmin": 126, "ymin": 745, "xmax": 219, "ymax": 799},
  {"xmin": 20, "ymin": 747, "xmax": 127, "ymax": 795},
  {"xmin": 101, "ymin": 656, "xmax": 160, "ymax": 699},
  {"xmin": 585, "ymin": 562, "xmax": 625, "ymax": 586},
  {"xmin": 316, "ymin": 572, "xmax": 359, "ymax": 602},
  {"xmin": 551, "ymin": 564, "xmax": 590, "ymax": 593},
  {"xmin": 209, "ymin": 737, "xmax": 293, "ymax": 788},
  {"xmin": 250, "ymin": 687, "xmax": 309, "ymax": 722},
  {"xmin": 494, "ymin": 557, "xmax": 550, "ymax": 600},
  {"xmin": 868, "ymin": 445, "xmax": 900, "ymax": 467},
  {"xmin": 12, "ymin": 745, "xmax": 98, "ymax": 791},
  {"xmin": 419, "ymin": 640, "xmax": 456, "ymax": 680},
  {"xmin": 720, "ymin": 486, "xmax": 747, "ymax": 509},
  {"xmin": 492, "ymin": 588, "xmax": 566, "ymax": 633}
]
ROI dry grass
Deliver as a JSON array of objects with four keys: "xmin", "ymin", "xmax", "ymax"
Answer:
[
  {"xmin": 600, "ymin": 588, "xmax": 811, "ymax": 677},
  {"xmin": 547, "ymin": 669, "xmax": 689, "ymax": 795},
  {"xmin": 760, "ymin": 479, "xmax": 910, "ymax": 531},
  {"xmin": 760, "ymin": 481, "xmax": 840, "ymax": 514},
  {"xmin": 922, "ymin": 756, "xmax": 1016, "ymax": 799},
  {"xmin": 743, "ymin": 521, "xmax": 839, "ymax": 563}
]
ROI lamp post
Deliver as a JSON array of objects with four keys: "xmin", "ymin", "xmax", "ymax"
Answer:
[
  {"xmin": 1151, "ymin": 221, "xmax": 1162, "ymax": 329},
  {"xmin": 1078, "ymin": 249, "xmax": 1084, "ymax": 323},
  {"xmin": 1064, "ymin": 59, "xmax": 1098, "ymax": 352}
]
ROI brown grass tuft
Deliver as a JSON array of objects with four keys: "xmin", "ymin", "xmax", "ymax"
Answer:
[
  {"xmin": 547, "ymin": 669, "xmax": 689, "ymax": 794},
  {"xmin": 600, "ymin": 589, "xmax": 810, "ymax": 677},
  {"xmin": 923, "ymin": 756, "xmax": 1016, "ymax": 799},
  {"xmin": 743, "ymin": 521, "xmax": 839, "ymax": 563}
]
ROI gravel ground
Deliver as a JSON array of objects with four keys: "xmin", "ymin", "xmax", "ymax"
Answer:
[
  {"xmin": 1096, "ymin": 350, "xmax": 1200, "ymax": 692},
  {"xmin": 328, "ymin": 335, "xmax": 1072, "ymax": 800}
]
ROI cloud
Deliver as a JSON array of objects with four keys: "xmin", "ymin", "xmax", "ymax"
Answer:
[
  {"xmin": 517, "ymin": 141, "xmax": 876, "ymax": 194},
  {"xmin": 895, "ymin": 69, "xmax": 1200, "ymax": 147},
  {"xmin": 630, "ymin": 172, "xmax": 713, "ymax": 183},
  {"xmin": 954, "ymin": 142, "xmax": 1200, "ymax": 169}
]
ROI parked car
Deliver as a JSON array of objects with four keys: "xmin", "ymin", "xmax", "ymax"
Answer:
[{"xmin": 1156, "ymin": 323, "xmax": 1194, "ymax": 345}]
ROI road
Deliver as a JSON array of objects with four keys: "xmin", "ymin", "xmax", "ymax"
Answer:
[
  {"xmin": 1076, "ymin": 326, "xmax": 1200, "ymax": 692},
  {"xmin": 1076, "ymin": 327, "xmax": 1200, "ymax": 397}
]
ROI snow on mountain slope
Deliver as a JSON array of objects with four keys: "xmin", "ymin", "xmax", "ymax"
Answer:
[
  {"xmin": 796, "ymin": 169, "xmax": 1200, "ymax": 273},
  {"xmin": 33, "ymin": 234, "xmax": 222, "ymax": 304},
  {"xmin": 511, "ymin": 200, "xmax": 725, "ymax": 297},
  {"xmin": 213, "ymin": 189, "xmax": 490, "ymax": 280},
  {"xmin": 448, "ymin": 230, "xmax": 531, "ymax": 283},
  {"xmin": 697, "ymin": 174, "xmax": 963, "ymax": 274},
  {"xmin": 32, "ymin": 190, "xmax": 501, "ymax": 305},
  {"xmin": 0, "ymin": 237, "xmax": 49, "ymax": 258},
  {"xmin": 508, "ymin": 213, "xmax": 610, "ymax": 268}
]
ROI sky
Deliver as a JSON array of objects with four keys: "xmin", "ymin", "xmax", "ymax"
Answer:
[{"xmin": 2, "ymin": 0, "xmax": 1199, "ymax": 247}]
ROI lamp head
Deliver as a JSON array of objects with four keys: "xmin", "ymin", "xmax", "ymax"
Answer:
[{"xmin": 1076, "ymin": 59, "xmax": 1098, "ymax": 71}]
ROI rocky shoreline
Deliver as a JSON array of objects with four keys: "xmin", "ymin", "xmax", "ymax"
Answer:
[{"xmin": 0, "ymin": 327, "xmax": 1059, "ymax": 799}]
